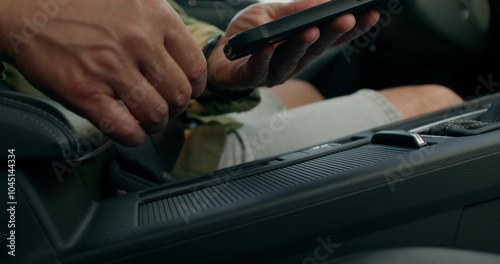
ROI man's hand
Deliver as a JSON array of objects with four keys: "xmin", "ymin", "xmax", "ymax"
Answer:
[
  {"xmin": 207, "ymin": 0, "xmax": 380, "ymax": 90},
  {"xmin": 0, "ymin": 0, "xmax": 206, "ymax": 146}
]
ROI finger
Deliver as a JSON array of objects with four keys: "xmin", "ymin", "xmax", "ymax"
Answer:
[
  {"xmin": 291, "ymin": 13, "xmax": 356, "ymax": 77},
  {"xmin": 266, "ymin": 27, "xmax": 320, "ymax": 86},
  {"xmin": 75, "ymin": 84, "xmax": 146, "ymax": 147},
  {"xmin": 272, "ymin": 0, "xmax": 329, "ymax": 18},
  {"xmin": 119, "ymin": 22, "xmax": 196, "ymax": 117},
  {"xmin": 111, "ymin": 67, "xmax": 169, "ymax": 135},
  {"xmin": 235, "ymin": 44, "xmax": 275, "ymax": 88},
  {"xmin": 139, "ymin": 47, "xmax": 193, "ymax": 118},
  {"xmin": 161, "ymin": 6, "xmax": 207, "ymax": 99},
  {"xmin": 335, "ymin": 10, "xmax": 380, "ymax": 46}
]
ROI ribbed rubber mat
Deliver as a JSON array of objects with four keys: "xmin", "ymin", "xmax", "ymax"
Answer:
[{"xmin": 139, "ymin": 145, "xmax": 410, "ymax": 226}]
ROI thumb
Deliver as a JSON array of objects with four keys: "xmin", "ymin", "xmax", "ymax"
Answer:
[{"xmin": 272, "ymin": 0, "xmax": 329, "ymax": 19}]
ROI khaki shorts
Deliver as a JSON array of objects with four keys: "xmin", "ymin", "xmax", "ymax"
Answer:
[{"xmin": 218, "ymin": 88, "xmax": 402, "ymax": 169}]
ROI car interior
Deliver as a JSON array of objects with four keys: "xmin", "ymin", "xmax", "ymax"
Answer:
[{"xmin": 1, "ymin": 0, "xmax": 500, "ymax": 263}]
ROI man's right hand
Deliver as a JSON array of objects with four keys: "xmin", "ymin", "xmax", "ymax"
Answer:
[{"xmin": 0, "ymin": 0, "xmax": 206, "ymax": 146}]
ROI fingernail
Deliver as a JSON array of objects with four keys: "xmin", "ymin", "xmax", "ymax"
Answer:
[{"xmin": 307, "ymin": 40, "xmax": 317, "ymax": 47}]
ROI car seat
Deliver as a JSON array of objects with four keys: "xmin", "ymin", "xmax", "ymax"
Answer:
[{"xmin": 329, "ymin": 248, "xmax": 500, "ymax": 264}]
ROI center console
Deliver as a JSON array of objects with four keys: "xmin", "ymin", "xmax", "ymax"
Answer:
[{"xmin": 3, "ymin": 93, "xmax": 500, "ymax": 263}]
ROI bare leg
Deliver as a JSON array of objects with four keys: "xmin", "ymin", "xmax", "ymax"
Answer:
[
  {"xmin": 270, "ymin": 80, "xmax": 463, "ymax": 118},
  {"xmin": 379, "ymin": 84, "xmax": 464, "ymax": 119},
  {"xmin": 268, "ymin": 79, "xmax": 324, "ymax": 109}
]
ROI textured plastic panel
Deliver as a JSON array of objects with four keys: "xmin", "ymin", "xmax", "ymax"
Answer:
[{"xmin": 139, "ymin": 145, "xmax": 410, "ymax": 226}]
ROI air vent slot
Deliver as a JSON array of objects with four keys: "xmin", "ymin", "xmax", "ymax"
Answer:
[{"xmin": 139, "ymin": 145, "xmax": 410, "ymax": 226}]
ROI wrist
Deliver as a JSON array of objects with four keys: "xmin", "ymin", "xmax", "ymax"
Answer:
[
  {"xmin": 203, "ymin": 34, "xmax": 223, "ymax": 84},
  {"xmin": 202, "ymin": 34, "xmax": 256, "ymax": 102}
]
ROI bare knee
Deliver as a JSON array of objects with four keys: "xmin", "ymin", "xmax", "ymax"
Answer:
[
  {"xmin": 268, "ymin": 79, "xmax": 324, "ymax": 109},
  {"xmin": 380, "ymin": 84, "xmax": 463, "ymax": 119}
]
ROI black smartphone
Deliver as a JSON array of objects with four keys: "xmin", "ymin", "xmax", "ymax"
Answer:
[{"xmin": 224, "ymin": 0, "xmax": 387, "ymax": 60}]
